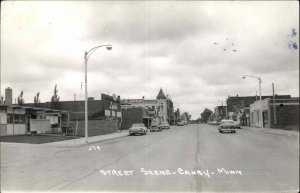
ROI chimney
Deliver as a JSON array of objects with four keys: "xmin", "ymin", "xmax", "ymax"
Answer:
[{"xmin": 5, "ymin": 87, "xmax": 13, "ymax": 105}]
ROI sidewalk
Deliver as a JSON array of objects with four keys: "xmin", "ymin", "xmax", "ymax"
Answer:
[
  {"xmin": 1, "ymin": 130, "xmax": 130, "ymax": 147},
  {"xmin": 43, "ymin": 130, "xmax": 129, "ymax": 147},
  {"xmin": 242, "ymin": 126, "xmax": 299, "ymax": 138}
]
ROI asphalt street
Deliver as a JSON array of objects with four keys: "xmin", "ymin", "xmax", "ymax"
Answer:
[{"xmin": 1, "ymin": 124, "xmax": 299, "ymax": 192}]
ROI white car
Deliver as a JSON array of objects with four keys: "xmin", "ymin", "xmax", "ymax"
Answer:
[
  {"xmin": 218, "ymin": 120, "xmax": 237, "ymax": 133},
  {"xmin": 129, "ymin": 123, "xmax": 148, "ymax": 136},
  {"xmin": 159, "ymin": 122, "xmax": 170, "ymax": 129}
]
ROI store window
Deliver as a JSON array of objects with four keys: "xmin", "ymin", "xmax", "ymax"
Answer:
[
  {"xmin": 14, "ymin": 114, "xmax": 19, "ymax": 123},
  {"xmin": 7, "ymin": 114, "xmax": 13, "ymax": 124},
  {"xmin": 19, "ymin": 115, "xmax": 25, "ymax": 124}
]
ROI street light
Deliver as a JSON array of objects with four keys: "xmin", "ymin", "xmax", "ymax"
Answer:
[
  {"xmin": 242, "ymin": 74, "xmax": 263, "ymax": 128},
  {"xmin": 84, "ymin": 44, "xmax": 112, "ymax": 143}
]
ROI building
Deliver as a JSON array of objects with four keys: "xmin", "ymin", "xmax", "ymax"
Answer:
[
  {"xmin": 121, "ymin": 107, "xmax": 154, "ymax": 130},
  {"xmin": 226, "ymin": 94, "xmax": 291, "ymax": 125},
  {"xmin": 214, "ymin": 105, "xmax": 227, "ymax": 121},
  {"xmin": 250, "ymin": 97, "xmax": 299, "ymax": 129},
  {"xmin": 23, "ymin": 93, "xmax": 122, "ymax": 136},
  {"xmin": 121, "ymin": 89, "xmax": 174, "ymax": 124},
  {"xmin": 0, "ymin": 104, "xmax": 70, "ymax": 136}
]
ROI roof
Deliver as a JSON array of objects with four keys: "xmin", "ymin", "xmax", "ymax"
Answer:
[{"xmin": 156, "ymin": 88, "xmax": 167, "ymax": 99}]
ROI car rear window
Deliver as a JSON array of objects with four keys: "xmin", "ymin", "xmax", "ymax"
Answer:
[
  {"xmin": 221, "ymin": 121, "xmax": 234, "ymax": 125},
  {"xmin": 132, "ymin": 124, "xmax": 144, "ymax": 127}
]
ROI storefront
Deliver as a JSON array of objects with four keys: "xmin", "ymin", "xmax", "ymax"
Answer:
[{"xmin": 0, "ymin": 104, "xmax": 70, "ymax": 136}]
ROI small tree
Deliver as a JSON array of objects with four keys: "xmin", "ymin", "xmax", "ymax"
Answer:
[
  {"xmin": 17, "ymin": 90, "xmax": 25, "ymax": 105},
  {"xmin": 34, "ymin": 92, "xmax": 40, "ymax": 105},
  {"xmin": 183, "ymin": 112, "xmax": 192, "ymax": 122},
  {"xmin": 51, "ymin": 84, "xmax": 60, "ymax": 109},
  {"xmin": 51, "ymin": 84, "xmax": 60, "ymax": 104}
]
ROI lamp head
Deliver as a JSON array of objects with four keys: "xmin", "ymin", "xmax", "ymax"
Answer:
[
  {"xmin": 242, "ymin": 76, "xmax": 246, "ymax": 79},
  {"xmin": 106, "ymin": 45, "xmax": 112, "ymax": 50}
]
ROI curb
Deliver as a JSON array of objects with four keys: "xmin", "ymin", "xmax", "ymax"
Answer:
[
  {"xmin": 75, "ymin": 134, "xmax": 129, "ymax": 147},
  {"xmin": 243, "ymin": 126, "xmax": 299, "ymax": 138}
]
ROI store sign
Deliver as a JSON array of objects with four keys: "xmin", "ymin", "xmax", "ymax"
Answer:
[
  {"xmin": 105, "ymin": 110, "xmax": 111, "ymax": 117},
  {"xmin": 148, "ymin": 110, "xmax": 156, "ymax": 115},
  {"xmin": 110, "ymin": 104, "xmax": 118, "ymax": 110}
]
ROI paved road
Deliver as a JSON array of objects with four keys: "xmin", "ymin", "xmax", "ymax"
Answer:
[{"xmin": 1, "ymin": 124, "xmax": 299, "ymax": 192}]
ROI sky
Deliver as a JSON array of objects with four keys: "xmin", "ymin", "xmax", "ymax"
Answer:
[{"xmin": 1, "ymin": 1, "xmax": 299, "ymax": 119}]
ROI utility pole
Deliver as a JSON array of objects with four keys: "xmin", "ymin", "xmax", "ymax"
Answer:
[{"xmin": 272, "ymin": 83, "xmax": 277, "ymax": 125}]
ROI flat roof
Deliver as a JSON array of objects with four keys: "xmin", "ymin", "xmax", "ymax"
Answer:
[{"xmin": 1, "ymin": 105, "xmax": 71, "ymax": 113}]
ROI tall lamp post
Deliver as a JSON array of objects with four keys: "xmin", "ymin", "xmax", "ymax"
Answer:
[
  {"xmin": 242, "ymin": 75, "xmax": 263, "ymax": 128},
  {"xmin": 84, "ymin": 44, "xmax": 112, "ymax": 143}
]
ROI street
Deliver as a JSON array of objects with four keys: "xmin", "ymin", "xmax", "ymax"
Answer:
[{"xmin": 1, "ymin": 124, "xmax": 299, "ymax": 192}]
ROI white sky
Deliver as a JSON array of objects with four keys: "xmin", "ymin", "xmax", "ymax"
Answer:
[{"xmin": 1, "ymin": 1, "xmax": 299, "ymax": 119}]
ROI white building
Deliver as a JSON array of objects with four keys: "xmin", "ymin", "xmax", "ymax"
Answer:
[{"xmin": 121, "ymin": 89, "xmax": 170, "ymax": 123}]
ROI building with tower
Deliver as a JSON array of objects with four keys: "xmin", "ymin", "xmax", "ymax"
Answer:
[{"xmin": 121, "ymin": 88, "xmax": 174, "ymax": 124}]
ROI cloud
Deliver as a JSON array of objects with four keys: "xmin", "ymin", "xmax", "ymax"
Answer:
[{"xmin": 1, "ymin": 1, "xmax": 299, "ymax": 119}]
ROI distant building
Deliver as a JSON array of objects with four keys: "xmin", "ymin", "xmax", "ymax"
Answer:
[
  {"xmin": 214, "ymin": 105, "xmax": 227, "ymax": 121},
  {"xmin": 121, "ymin": 89, "xmax": 174, "ymax": 124},
  {"xmin": 250, "ymin": 97, "xmax": 299, "ymax": 129}
]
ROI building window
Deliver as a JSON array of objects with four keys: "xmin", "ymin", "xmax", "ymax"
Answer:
[
  {"xmin": 14, "ymin": 114, "xmax": 19, "ymax": 124},
  {"xmin": 7, "ymin": 114, "xmax": 13, "ymax": 124},
  {"xmin": 19, "ymin": 115, "xmax": 25, "ymax": 124}
]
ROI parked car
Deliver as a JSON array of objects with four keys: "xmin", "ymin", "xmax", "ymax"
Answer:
[
  {"xmin": 159, "ymin": 122, "xmax": 170, "ymax": 129},
  {"xmin": 150, "ymin": 121, "xmax": 162, "ymax": 132},
  {"xmin": 150, "ymin": 124, "xmax": 162, "ymax": 132},
  {"xmin": 211, "ymin": 121, "xmax": 219, "ymax": 125},
  {"xmin": 129, "ymin": 123, "xmax": 148, "ymax": 136},
  {"xmin": 218, "ymin": 120, "xmax": 236, "ymax": 133},
  {"xmin": 177, "ymin": 121, "xmax": 185, "ymax": 126},
  {"xmin": 233, "ymin": 121, "xmax": 241, "ymax": 129}
]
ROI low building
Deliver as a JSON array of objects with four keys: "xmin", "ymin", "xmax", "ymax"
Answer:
[
  {"xmin": 250, "ymin": 97, "xmax": 299, "ymax": 129},
  {"xmin": 226, "ymin": 94, "xmax": 291, "ymax": 125},
  {"xmin": 0, "ymin": 104, "xmax": 70, "ymax": 136},
  {"xmin": 24, "ymin": 93, "xmax": 122, "ymax": 137}
]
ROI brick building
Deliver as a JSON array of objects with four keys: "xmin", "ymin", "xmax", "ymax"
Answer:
[
  {"xmin": 226, "ymin": 95, "xmax": 291, "ymax": 125},
  {"xmin": 121, "ymin": 107, "xmax": 153, "ymax": 130},
  {"xmin": 250, "ymin": 97, "xmax": 299, "ymax": 129},
  {"xmin": 121, "ymin": 89, "xmax": 174, "ymax": 124},
  {"xmin": 24, "ymin": 93, "xmax": 122, "ymax": 136}
]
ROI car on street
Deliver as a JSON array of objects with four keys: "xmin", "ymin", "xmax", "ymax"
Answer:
[
  {"xmin": 233, "ymin": 121, "xmax": 241, "ymax": 129},
  {"xmin": 149, "ymin": 121, "xmax": 162, "ymax": 132},
  {"xmin": 159, "ymin": 122, "xmax": 170, "ymax": 129},
  {"xmin": 218, "ymin": 119, "xmax": 237, "ymax": 133},
  {"xmin": 177, "ymin": 121, "xmax": 185, "ymax": 126},
  {"xmin": 150, "ymin": 124, "xmax": 162, "ymax": 132},
  {"xmin": 129, "ymin": 123, "xmax": 148, "ymax": 136}
]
